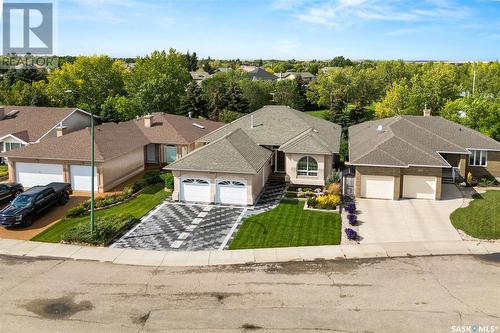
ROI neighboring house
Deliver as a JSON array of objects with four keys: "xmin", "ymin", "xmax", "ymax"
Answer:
[
  {"xmin": 0, "ymin": 106, "xmax": 94, "ymax": 160},
  {"xmin": 1, "ymin": 113, "xmax": 223, "ymax": 192},
  {"xmin": 276, "ymin": 72, "xmax": 316, "ymax": 84},
  {"xmin": 348, "ymin": 110, "xmax": 500, "ymax": 201},
  {"xmin": 190, "ymin": 71, "xmax": 211, "ymax": 85},
  {"xmin": 166, "ymin": 105, "xmax": 342, "ymax": 206},
  {"xmin": 242, "ymin": 67, "xmax": 278, "ymax": 81}
]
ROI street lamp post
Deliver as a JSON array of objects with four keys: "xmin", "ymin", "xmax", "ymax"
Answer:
[{"xmin": 65, "ymin": 89, "xmax": 94, "ymax": 234}]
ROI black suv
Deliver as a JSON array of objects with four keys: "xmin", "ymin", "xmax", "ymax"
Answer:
[
  {"xmin": 0, "ymin": 183, "xmax": 23, "ymax": 203},
  {"xmin": 0, "ymin": 183, "xmax": 72, "ymax": 228}
]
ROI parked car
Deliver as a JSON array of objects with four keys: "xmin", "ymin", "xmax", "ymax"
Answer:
[
  {"xmin": 0, "ymin": 183, "xmax": 73, "ymax": 228},
  {"xmin": 0, "ymin": 183, "xmax": 23, "ymax": 203}
]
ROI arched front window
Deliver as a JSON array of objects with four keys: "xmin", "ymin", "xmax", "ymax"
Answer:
[{"xmin": 297, "ymin": 156, "xmax": 318, "ymax": 177}]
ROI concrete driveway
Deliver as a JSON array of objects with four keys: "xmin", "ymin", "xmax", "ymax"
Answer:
[{"xmin": 356, "ymin": 184, "xmax": 463, "ymax": 243}]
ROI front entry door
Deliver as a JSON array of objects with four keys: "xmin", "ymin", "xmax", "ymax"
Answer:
[{"xmin": 276, "ymin": 151, "xmax": 285, "ymax": 173}]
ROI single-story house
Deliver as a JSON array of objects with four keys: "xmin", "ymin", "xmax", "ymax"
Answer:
[
  {"xmin": 348, "ymin": 110, "xmax": 500, "ymax": 200},
  {"xmin": 165, "ymin": 105, "xmax": 342, "ymax": 205},
  {"xmin": 190, "ymin": 71, "xmax": 211, "ymax": 85},
  {"xmin": 0, "ymin": 106, "xmax": 94, "ymax": 159},
  {"xmin": 1, "ymin": 113, "xmax": 223, "ymax": 192},
  {"xmin": 276, "ymin": 72, "xmax": 316, "ymax": 84}
]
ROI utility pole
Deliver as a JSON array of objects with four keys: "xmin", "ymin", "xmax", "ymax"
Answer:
[{"xmin": 90, "ymin": 111, "xmax": 95, "ymax": 235}]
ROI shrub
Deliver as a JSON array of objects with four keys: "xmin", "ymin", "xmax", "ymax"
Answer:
[
  {"xmin": 347, "ymin": 214, "xmax": 357, "ymax": 226},
  {"xmin": 132, "ymin": 179, "xmax": 147, "ymax": 193},
  {"xmin": 466, "ymin": 172, "xmax": 474, "ymax": 187},
  {"xmin": 477, "ymin": 176, "xmax": 498, "ymax": 187},
  {"xmin": 285, "ymin": 191, "xmax": 298, "ymax": 198},
  {"xmin": 160, "ymin": 172, "xmax": 174, "ymax": 189},
  {"xmin": 144, "ymin": 171, "xmax": 162, "ymax": 185},
  {"xmin": 325, "ymin": 183, "xmax": 341, "ymax": 195},
  {"xmin": 122, "ymin": 185, "xmax": 134, "ymax": 199},
  {"xmin": 345, "ymin": 202, "xmax": 356, "ymax": 214},
  {"xmin": 345, "ymin": 228, "xmax": 358, "ymax": 240},
  {"xmin": 66, "ymin": 205, "xmax": 88, "ymax": 218},
  {"xmin": 307, "ymin": 196, "xmax": 317, "ymax": 207},
  {"xmin": 326, "ymin": 171, "xmax": 340, "ymax": 186},
  {"xmin": 61, "ymin": 213, "xmax": 138, "ymax": 246}
]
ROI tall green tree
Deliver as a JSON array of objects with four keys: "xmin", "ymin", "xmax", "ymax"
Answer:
[
  {"xmin": 125, "ymin": 49, "xmax": 191, "ymax": 115},
  {"xmin": 226, "ymin": 81, "xmax": 249, "ymax": 113},
  {"xmin": 274, "ymin": 79, "xmax": 305, "ymax": 111},
  {"xmin": 239, "ymin": 79, "xmax": 273, "ymax": 112},
  {"xmin": 180, "ymin": 80, "xmax": 208, "ymax": 118},
  {"xmin": 307, "ymin": 68, "xmax": 353, "ymax": 115},
  {"xmin": 45, "ymin": 55, "xmax": 126, "ymax": 114},
  {"xmin": 185, "ymin": 51, "xmax": 198, "ymax": 71}
]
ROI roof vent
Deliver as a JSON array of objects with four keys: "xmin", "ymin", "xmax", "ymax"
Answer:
[
  {"xmin": 193, "ymin": 123, "xmax": 205, "ymax": 129},
  {"xmin": 6, "ymin": 109, "xmax": 19, "ymax": 117},
  {"xmin": 377, "ymin": 125, "xmax": 383, "ymax": 133}
]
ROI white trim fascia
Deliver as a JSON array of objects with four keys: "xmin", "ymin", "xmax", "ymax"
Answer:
[
  {"xmin": 35, "ymin": 108, "xmax": 96, "ymax": 143},
  {"xmin": 348, "ymin": 162, "xmax": 450, "ymax": 169},
  {"xmin": 0, "ymin": 134, "xmax": 28, "ymax": 145},
  {"xmin": 466, "ymin": 147, "xmax": 500, "ymax": 152}
]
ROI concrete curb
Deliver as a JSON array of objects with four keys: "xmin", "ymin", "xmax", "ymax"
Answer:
[{"xmin": 0, "ymin": 238, "xmax": 498, "ymax": 267}]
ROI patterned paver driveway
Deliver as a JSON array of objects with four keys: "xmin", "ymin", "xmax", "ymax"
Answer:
[{"xmin": 112, "ymin": 203, "xmax": 245, "ymax": 251}]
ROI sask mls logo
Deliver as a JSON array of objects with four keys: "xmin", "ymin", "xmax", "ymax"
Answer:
[{"xmin": 2, "ymin": 1, "xmax": 53, "ymax": 54}]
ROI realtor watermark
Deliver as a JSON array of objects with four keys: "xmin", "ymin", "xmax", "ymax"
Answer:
[
  {"xmin": 452, "ymin": 325, "xmax": 499, "ymax": 333},
  {"xmin": 1, "ymin": 1, "xmax": 57, "ymax": 68}
]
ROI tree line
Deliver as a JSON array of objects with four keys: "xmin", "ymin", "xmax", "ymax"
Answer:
[{"xmin": 0, "ymin": 50, "xmax": 498, "ymax": 141}]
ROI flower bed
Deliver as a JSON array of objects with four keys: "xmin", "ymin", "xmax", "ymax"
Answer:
[{"xmin": 304, "ymin": 194, "xmax": 341, "ymax": 212}]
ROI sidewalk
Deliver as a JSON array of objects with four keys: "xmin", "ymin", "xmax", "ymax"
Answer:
[{"xmin": 0, "ymin": 238, "xmax": 498, "ymax": 267}]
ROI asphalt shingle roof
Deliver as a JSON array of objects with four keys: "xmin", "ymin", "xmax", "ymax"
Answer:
[
  {"xmin": 349, "ymin": 116, "xmax": 500, "ymax": 167},
  {"xmin": 165, "ymin": 129, "xmax": 273, "ymax": 174},
  {"xmin": 1, "ymin": 113, "xmax": 224, "ymax": 162},
  {"xmin": 0, "ymin": 106, "xmax": 83, "ymax": 143},
  {"xmin": 199, "ymin": 105, "xmax": 341, "ymax": 153}
]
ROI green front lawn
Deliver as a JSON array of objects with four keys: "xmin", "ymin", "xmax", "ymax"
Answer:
[
  {"xmin": 305, "ymin": 110, "xmax": 328, "ymax": 119},
  {"xmin": 32, "ymin": 184, "xmax": 170, "ymax": 243},
  {"xmin": 450, "ymin": 190, "xmax": 500, "ymax": 239},
  {"xmin": 0, "ymin": 164, "xmax": 8, "ymax": 178},
  {"xmin": 229, "ymin": 200, "xmax": 341, "ymax": 250}
]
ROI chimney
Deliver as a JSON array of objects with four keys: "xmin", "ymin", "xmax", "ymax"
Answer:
[
  {"xmin": 56, "ymin": 125, "xmax": 67, "ymax": 137},
  {"xmin": 188, "ymin": 111, "xmax": 192, "ymax": 119},
  {"xmin": 0, "ymin": 106, "xmax": 5, "ymax": 120},
  {"xmin": 423, "ymin": 104, "xmax": 431, "ymax": 117},
  {"xmin": 144, "ymin": 114, "xmax": 153, "ymax": 128}
]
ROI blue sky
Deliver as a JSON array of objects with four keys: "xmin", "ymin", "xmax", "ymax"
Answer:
[{"xmin": 52, "ymin": 0, "xmax": 500, "ymax": 60}]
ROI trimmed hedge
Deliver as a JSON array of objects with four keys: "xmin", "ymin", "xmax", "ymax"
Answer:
[
  {"xmin": 160, "ymin": 172, "xmax": 174, "ymax": 190},
  {"xmin": 61, "ymin": 213, "xmax": 138, "ymax": 246}
]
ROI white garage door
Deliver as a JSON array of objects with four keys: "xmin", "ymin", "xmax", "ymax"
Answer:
[
  {"xmin": 361, "ymin": 175, "xmax": 394, "ymax": 200},
  {"xmin": 216, "ymin": 180, "xmax": 247, "ymax": 205},
  {"xmin": 70, "ymin": 165, "xmax": 98, "ymax": 192},
  {"xmin": 16, "ymin": 163, "xmax": 64, "ymax": 189},
  {"xmin": 403, "ymin": 175, "xmax": 437, "ymax": 200},
  {"xmin": 180, "ymin": 178, "xmax": 210, "ymax": 203}
]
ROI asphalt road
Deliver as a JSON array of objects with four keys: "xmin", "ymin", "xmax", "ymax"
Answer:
[{"xmin": 0, "ymin": 254, "xmax": 499, "ymax": 333}]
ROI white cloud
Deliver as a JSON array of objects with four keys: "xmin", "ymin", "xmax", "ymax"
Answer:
[{"xmin": 274, "ymin": 0, "xmax": 473, "ymax": 27}]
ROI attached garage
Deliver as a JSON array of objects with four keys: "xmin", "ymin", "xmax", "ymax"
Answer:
[
  {"xmin": 216, "ymin": 180, "xmax": 247, "ymax": 205},
  {"xmin": 180, "ymin": 178, "xmax": 210, "ymax": 203},
  {"xmin": 360, "ymin": 175, "xmax": 394, "ymax": 200},
  {"xmin": 16, "ymin": 162, "xmax": 64, "ymax": 189},
  {"xmin": 402, "ymin": 175, "xmax": 437, "ymax": 200},
  {"xmin": 70, "ymin": 165, "xmax": 98, "ymax": 192}
]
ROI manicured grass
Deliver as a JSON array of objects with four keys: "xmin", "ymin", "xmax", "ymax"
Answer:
[
  {"xmin": 229, "ymin": 200, "xmax": 341, "ymax": 250},
  {"xmin": 450, "ymin": 190, "xmax": 500, "ymax": 239},
  {"xmin": 306, "ymin": 110, "xmax": 328, "ymax": 119},
  {"xmin": 32, "ymin": 184, "xmax": 170, "ymax": 243},
  {"xmin": 0, "ymin": 164, "xmax": 8, "ymax": 178}
]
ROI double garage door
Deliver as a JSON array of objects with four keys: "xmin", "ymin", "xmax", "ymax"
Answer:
[
  {"xmin": 180, "ymin": 178, "xmax": 248, "ymax": 205},
  {"xmin": 16, "ymin": 162, "xmax": 97, "ymax": 192},
  {"xmin": 360, "ymin": 174, "xmax": 437, "ymax": 200}
]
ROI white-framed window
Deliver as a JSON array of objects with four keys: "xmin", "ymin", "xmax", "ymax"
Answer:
[
  {"xmin": 2, "ymin": 142, "xmax": 22, "ymax": 152},
  {"xmin": 297, "ymin": 156, "xmax": 318, "ymax": 177},
  {"xmin": 468, "ymin": 150, "xmax": 487, "ymax": 167}
]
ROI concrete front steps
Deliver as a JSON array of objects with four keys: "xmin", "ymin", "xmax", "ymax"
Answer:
[{"xmin": 0, "ymin": 239, "xmax": 498, "ymax": 267}]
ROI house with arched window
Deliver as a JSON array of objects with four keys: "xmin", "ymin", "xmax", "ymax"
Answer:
[{"xmin": 166, "ymin": 106, "xmax": 342, "ymax": 206}]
